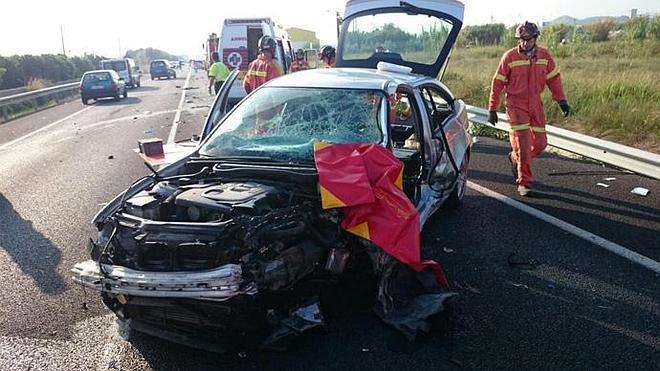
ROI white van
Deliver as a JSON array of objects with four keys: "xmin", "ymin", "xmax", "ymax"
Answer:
[
  {"xmin": 218, "ymin": 18, "xmax": 293, "ymax": 105},
  {"xmin": 99, "ymin": 58, "xmax": 141, "ymax": 88}
]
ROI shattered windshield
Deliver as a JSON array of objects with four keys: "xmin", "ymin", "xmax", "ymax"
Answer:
[{"xmin": 199, "ymin": 87, "xmax": 385, "ymax": 162}]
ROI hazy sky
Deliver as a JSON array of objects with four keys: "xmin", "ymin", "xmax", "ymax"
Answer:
[{"xmin": 1, "ymin": 0, "xmax": 657, "ymax": 58}]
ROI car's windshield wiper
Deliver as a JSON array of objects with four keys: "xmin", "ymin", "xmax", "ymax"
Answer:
[{"xmin": 194, "ymin": 155, "xmax": 314, "ymax": 166}]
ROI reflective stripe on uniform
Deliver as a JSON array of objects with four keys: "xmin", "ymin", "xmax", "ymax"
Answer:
[
  {"xmin": 494, "ymin": 73, "xmax": 507, "ymax": 82},
  {"xmin": 247, "ymin": 70, "xmax": 267, "ymax": 77},
  {"xmin": 509, "ymin": 123, "xmax": 531, "ymax": 131},
  {"xmin": 546, "ymin": 67, "xmax": 560, "ymax": 80},
  {"xmin": 536, "ymin": 59, "xmax": 548, "ymax": 65},
  {"xmin": 531, "ymin": 126, "xmax": 546, "ymax": 132},
  {"xmin": 508, "ymin": 60, "xmax": 529, "ymax": 68}
]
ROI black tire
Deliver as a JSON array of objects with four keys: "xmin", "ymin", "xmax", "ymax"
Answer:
[
  {"xmin": 81, "ymin": 97, "xmax": 89, "ymax": 105},
  {"xmin": 123, "ymin": 89, "xmax": 128, "ymax": 99},
  {"xmin": 445, "ymin": 152, "xmax": 469, "ymax": 208},
  {"xmin": 136, "ymin": 79, "xmax": 141, "ymax": 87},
  {"xmin": 151, "ymin": 76, "xmax": 155, "ymax": 80},
  {"xmin": 114, "ymin": 90, "xmax": 120, "ymax": 100}
]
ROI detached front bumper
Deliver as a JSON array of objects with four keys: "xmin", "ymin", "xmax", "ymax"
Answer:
[{"xmin": 71, "ymin": 260, "xmax": 257, "ymax": 301}]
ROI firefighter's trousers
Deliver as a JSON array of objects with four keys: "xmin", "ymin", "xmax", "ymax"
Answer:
[{"xmin": 507, "ymin": 107, "xmax": 547, "ymax": 187}]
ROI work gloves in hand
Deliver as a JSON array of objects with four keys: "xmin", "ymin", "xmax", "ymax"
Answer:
[
  {"xmin": 488, "ymin": 110, "xmax": 498, "ymax": 125},
  {"xmin": 559, "ymin": 100, "xmax": 571, "ymax": 117}
]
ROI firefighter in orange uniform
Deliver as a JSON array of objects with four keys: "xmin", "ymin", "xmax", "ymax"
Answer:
[
  {"xmin": 319, "ymin": 45, "xmax": 336, "ymax": 68},
  {"xmin": 488, "ymin": 21, "xmax": 570, "ymax": 196},
  {"xmin": 289, "ymin": 49, "xmax": 309, "ymax": 73},
  {"xmin": 243, "ymin": 35, "xmax": 282, "ymax": 94}
]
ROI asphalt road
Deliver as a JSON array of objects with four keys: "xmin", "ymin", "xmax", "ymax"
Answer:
[{"xmin": 0, "ymin": 68, "xmax": 658, "ymax": 370}]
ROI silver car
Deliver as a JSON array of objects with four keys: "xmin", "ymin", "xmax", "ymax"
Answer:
[{"xmin": 73, "ymin": 0, "xmax": 470, "ymax": 352}]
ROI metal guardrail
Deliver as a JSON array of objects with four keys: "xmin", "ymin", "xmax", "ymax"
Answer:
[
  {"xmin": 0, "ymin": 82, "xmax": 79, "ymax": 122},
  {"xmin": 467, "ymin": 105, "xmax": 660, "ymax": 180}
]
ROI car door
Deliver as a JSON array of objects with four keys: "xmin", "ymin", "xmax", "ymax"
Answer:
[
  {"xmin": 200, "ymin": 69, "xmax": 240, "ymax": 141},
  {"xmin": 421, "ymin": 84, "xmax": 469, "ymax": 194},
  {"xmin": 336, "ymin": 0, "xmax": 463, "ymax": 78}
]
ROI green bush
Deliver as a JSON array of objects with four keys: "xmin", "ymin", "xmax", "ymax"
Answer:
[
  {"xmin": 584, "ymin": 20, "xmax": 615, "ymax": 42},
  {"xmin": 650, "ymin": 16, "xmax": 660, "ymax": 40},
  {"xmin": 624, "ymin": 16, "xmax": 650, "ymax": 40}
]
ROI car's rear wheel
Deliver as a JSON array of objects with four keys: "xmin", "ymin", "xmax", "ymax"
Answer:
[
  {"xmin": 445, "ymin": 151, "xmax": 469, "ymax": 208},
  {"xmin": 114, "ymin": 90, "xmax": 120, "ymax": 100}
]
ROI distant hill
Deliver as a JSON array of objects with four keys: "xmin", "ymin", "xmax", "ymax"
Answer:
[
  {"xmin": 124, "ymin": 48, "xmax": 182, "ymax": 68},
  {"xmin": 542, "ymin": 15, "xmax": 629, "ymax": 26}
]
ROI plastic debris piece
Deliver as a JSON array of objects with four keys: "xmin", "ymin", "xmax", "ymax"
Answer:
[
  {"xmin": 107, "ymin": 155, "xmax": 114, "ymax": 160},
  {"xmin": 472, "ymin": 136, "xmax": 479, "ymax": 143},
  {"xmin": 507, "ymin": 252, "xmax": 536, "ymax": 268},
  {"xmin": 604, "ymin": 177, "xmax": 616, "ymax": 181},
  {"xmin": 294, "ymin": 302, "xmax": 322, "ymax": 324},
  {"xmin": 548, "ymin": 283, "xmax": 556, "ymax": 289},
  {"xmin": 443, "ymin": 247, "xmax": 454, "ymax": 253},
  {"xmin": 597, "ymin": 305, "xmax": 613, "ymax": 310},
  {"xmin": 144, "ymin": 128, "xmax": 154, "ymax": 135},
  {"xmin": 361, "ymin": 348, "xmax": 370, "ymax": 352},
  {"xmin": 511, "ymin": 282, "xmax": 529, "ymax": 289},
  {"xmin": 596, "ymin": 183, "xmax": 610, "ymax": 188},
  {"xmin": 631, "ymin": 187, "xmax": 649, "ymax": 197},
  {"xmin": 237, "ymin": 352, "xmax": 247, "ymax": 359}
]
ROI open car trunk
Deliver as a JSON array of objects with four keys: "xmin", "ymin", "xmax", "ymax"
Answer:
[{"xmin": 336, "ymin": 0, "xmax": 464, "ymax": 79}]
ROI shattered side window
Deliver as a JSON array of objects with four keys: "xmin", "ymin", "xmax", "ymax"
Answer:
[{"xmin": 200, "ymin": 87, "xmax": 385, "ymax": 162}]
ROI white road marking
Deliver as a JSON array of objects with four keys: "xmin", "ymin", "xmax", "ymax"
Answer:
[
  {"xmin": 467, "ymin": 181, "xmax": 660, "ymax": 274},
  {"xmin": 0, "ymin": 106, "xmax": 93, "ymax": 151},
  {"xmin": 168, "ymin": 67, "xmax": 193, "ymax": 144}
]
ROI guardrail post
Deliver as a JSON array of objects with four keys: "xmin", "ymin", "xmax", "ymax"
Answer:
[
  {"xmin": 1, "ymin": 106, "xmax": 8, "ymax": 122},
  {"xmin": 31, "ymin": 98, "xmax": 38, "ymax": 112}
]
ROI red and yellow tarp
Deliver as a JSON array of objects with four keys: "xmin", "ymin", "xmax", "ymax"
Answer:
[{"xmin": 313, "ymin": 142, "xmax": 448, "ymax": 288}]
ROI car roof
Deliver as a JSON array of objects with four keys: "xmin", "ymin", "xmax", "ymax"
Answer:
[
  {"xmin": 264, "ymin": 67, "xmax": 431, "ymax": 91},
  {"xmin": 83, "ymin": 70, "xmax": 115, "ymax": 75}
]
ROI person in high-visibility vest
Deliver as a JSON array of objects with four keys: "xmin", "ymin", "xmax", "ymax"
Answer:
[
  {"xmin": 289, "ymin": 49, "xmax": 310, "ymax": 73},
  {"xmin": 243, "ymin": 35, "xmax": 282, "ymax": 94},
  {"xmin": 488, "ymin": 21, "xmax": 571, "ymax": 196},
  {"xmin": 207, "ymin": 52, "xmax": 230, "ymax": 95}
]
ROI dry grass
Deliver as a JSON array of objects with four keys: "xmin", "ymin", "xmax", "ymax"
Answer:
[{"xmin": 25, "ymin": 78, "xmax": 52, "ymax": 91}]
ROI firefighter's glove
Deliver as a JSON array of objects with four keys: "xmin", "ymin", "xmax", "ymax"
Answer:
[
  {"xmin": 559, "ymin": 100, "xmax": 571, "ymax": 117},
  {"xmin": 488, "ymin": 110, "xmax": 498, "ymax": 125}
]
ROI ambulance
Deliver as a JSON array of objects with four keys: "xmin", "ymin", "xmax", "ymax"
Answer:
[{"xmin": 218, "ymin": 18, "xmax": 294, "ymax": 105}]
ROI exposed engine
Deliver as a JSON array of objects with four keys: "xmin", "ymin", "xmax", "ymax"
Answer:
[{"xmin": 97, "ymin": 178, "xmax": 343, "ymax": 288}]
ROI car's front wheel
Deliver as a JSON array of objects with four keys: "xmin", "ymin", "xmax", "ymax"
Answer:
[{"xmin": 445, "ymin": 151, "xmax": 469, "ymax": 208}]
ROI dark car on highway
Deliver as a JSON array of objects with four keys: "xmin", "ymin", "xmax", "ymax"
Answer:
[
  {"xmin": 73, "ymin": 0, "xmax": 470, "ymax": 353},
  {"xmin": 79, "ymin": 70, "xmax": 127, "ymax": 105},
  {"xmin": 150, "ymin": 59, "xmax": 177, "ymax": 80}
]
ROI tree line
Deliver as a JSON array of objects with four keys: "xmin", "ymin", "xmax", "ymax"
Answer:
[
  {"xmin": 0, "ymin": 54, "xmax": 105, "ymax": 90},
  {"xmin": 0, "ymin": 47, "xmax": 181, "ymax": 90},
  {"xmin": 458, "ymin": 15, "xmax": 660, "ymax": 48}
]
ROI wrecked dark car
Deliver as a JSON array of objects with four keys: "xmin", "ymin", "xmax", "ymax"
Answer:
[{"xmin": 72, "ymin": 0, "xmax": 471, "ymax": 352}]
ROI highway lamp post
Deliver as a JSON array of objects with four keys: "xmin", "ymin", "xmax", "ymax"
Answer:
[{"xmin": 60, "ymin": 25, "xmax": 66, "ymax": 57}]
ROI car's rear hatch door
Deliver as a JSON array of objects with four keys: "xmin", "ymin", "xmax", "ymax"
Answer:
[{"xmin": 336, "ymin": 0, "xmax": 464, "ymax": 79}]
